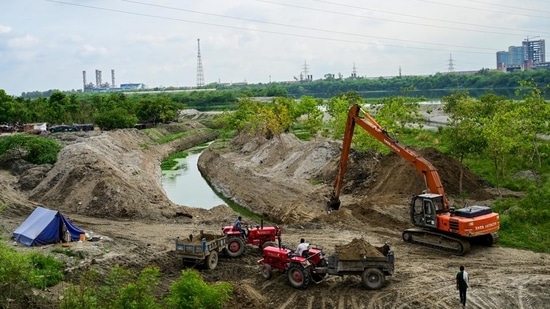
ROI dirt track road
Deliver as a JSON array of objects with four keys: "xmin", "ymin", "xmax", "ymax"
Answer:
[{"xmin": 61, "ymin": 213, "xmax": 550, "ymax": 309}]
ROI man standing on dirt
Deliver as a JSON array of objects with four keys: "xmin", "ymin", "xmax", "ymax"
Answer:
[
  {"xmin": 456, "ymin": 265, "xmax": 470, "ymax": 308},
  {"xmin": 233, "ymin": 216, "xmax": 247, "ymax": 238}
]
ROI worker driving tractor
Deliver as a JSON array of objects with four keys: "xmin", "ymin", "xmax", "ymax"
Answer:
[
  {"xmin": 296, "ymin": 238, "xmax": 310, "ymax": 257},
  {"xmin": 233, "ymin": 216, "xmax": 247, "ymax": 238}
]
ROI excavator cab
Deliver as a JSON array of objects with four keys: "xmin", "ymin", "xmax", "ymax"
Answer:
[{"xmin": 410, "ymin": 194, "xmax": 445, "ymax": 229}]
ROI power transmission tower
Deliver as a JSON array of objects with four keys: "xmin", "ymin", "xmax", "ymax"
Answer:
[
  {"xmin": 448, "ymin": 53, "xmax": 455, "ymax": 73},
  {"xmin": 302, "ymin": 61, "xmax": 312, "ymax": 81},
  {"xmin": 196, "ymin": 38, "xmax": 205, "ymax": 87}
]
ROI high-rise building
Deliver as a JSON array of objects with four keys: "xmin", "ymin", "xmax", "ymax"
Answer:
[
  {"xmin": 522, "ymin": 39, "xmax": 545, "ymax": 67},
  {"xmin": 495, "ymin": 38, "xmax": 546, "ymax": 71},
  {"xmin": 496, "ymin": 51, "xmax": 509, "ymax": 70}
]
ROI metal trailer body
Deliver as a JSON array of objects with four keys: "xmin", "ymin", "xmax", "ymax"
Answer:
[{"xmin": 175, "ymin": 233, "xmax": 227, "ymax": 270}]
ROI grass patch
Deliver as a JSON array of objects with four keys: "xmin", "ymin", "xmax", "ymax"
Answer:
[
  {"xmin": 157, "ymin": 132, "xmax": 187, "ymax": 144},
  {"xmin": 308, "ymin": 178, "xmax": 324, "ymax": 185},
  {"xmin": 27, "ymin": 252, "xmax": 65, "ymax": 288},
  {"xmin": 161, "ymin": 151, "xmax": 189, "ymax": 170}
]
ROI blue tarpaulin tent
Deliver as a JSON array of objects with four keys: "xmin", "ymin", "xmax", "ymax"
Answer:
[{"xmin": 13, "ymin": 206, "xmax": 85, "ymax": 246}]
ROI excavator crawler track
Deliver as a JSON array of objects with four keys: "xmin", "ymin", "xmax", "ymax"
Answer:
[{"xmin": 402, "ymin": 228, "xmax": 471, "ymax": 255}]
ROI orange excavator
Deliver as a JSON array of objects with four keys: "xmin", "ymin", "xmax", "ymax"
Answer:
[{"xmin": 328, "ymin": 104, "xmax": 500, "ymax": 255}]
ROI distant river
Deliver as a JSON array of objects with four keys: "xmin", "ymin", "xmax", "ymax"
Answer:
[{"xmin": 161, "ymin": 148, "xmax": 225, "ymax": 209}]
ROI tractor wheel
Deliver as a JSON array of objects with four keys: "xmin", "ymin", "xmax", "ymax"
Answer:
[
  {"xmin": 260, "ymin": 264, "xmax": 272, "ymax": 279},
  {"xmin": 205, "ymin": 250, "xmax": 219, "ymax": 270},
  {"xmin": 226, "ymin": 237, "xmax": 245, "ymax": 258},
  {"xmin": 287, "ymin": 263, "xmax": 311, "ymax": 289},
  {"xmin": 262, "ymin": 241, "xmax": 276, "ymax": 249},
  {"xmin": 311, "ymin": 258, "xmax": 328, "ymax": 283},
  {"xmin": 362, "ymin": 268, "xmax": 385, "ymax": 290}
]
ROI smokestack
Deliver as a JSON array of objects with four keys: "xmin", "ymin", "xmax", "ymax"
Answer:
[
  {"xmin": 111, "ymin": 69, "xmax": 115, "ymax": 88},
  {"xmin": 95, "ymin": 69, "xmax": 102, "ymax": 88},
  {"xmin": 82, "ymin": 70, "xmax": 86, "ymax": 90}
]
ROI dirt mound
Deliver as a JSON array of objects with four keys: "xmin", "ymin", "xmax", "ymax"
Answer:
[
  {"xmin": 199, "ymin": 134, "xmax": 339, "ymax": 224},
  {"xmin": 23, "ymin": 127, "xmax": 217, "ymax": 220},
  {"xmin": 345, "ymin": 147, "xmax": 489, "ymax": 199},
  {"xmin": 335, "ymin": 238, "xmax": 384, "ymax": 260}
]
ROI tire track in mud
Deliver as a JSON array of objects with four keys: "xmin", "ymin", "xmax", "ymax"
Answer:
[{"xmin": 276, "ymin": 291, "xmax": 297, "ymax": 309}]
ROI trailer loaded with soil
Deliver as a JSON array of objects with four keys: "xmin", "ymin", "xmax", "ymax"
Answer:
[
  {"xmin": 258, "ymin": 238, "xmax": 394, "ymax": 289},
  {"xmin": 175, "ymin": 231, "xmax": 227, "ymax": 270}
]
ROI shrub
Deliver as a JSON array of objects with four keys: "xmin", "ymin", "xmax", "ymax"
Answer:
[
  {"xmin": 166, "ymin": 269, "xmax": 232, "ymax": 309},
  {"xmin": 26, "ymin": 252, "xmax": 65, "ymax": 288},
  {"xmin": 0, "ymin": 134, "xmax": 61, "ymax": 164}
]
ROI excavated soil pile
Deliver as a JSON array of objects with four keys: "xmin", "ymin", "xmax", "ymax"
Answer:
[
  {"xmin": 344, "ymin": 146, "xmax": 493, "ymax": 200},
  {"xmin": 334, "ymin": 238, "xmax": 384, "ymax": 260},
  {"xmin": 349, "ymin": 141, "xmax": 488, "ymax": 202},
  {"xmin": 177, "ymin": 232, "xmax": 220, "ymax": 244}
]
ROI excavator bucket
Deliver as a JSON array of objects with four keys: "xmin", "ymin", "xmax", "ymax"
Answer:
[{"xmin": 327, "ymin": 195, "xmax": 341, "ymax": 211}]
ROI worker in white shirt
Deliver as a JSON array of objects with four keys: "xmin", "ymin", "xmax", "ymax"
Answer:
[{"xmin": 296, "ymin": 238, "xmax": 309, "ymax": 257}]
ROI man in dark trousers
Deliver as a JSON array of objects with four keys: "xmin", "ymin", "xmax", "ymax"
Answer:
[
  {"xmin": 456, "ymin": 265, "xmax": 470, "ymax": 308},
  {"xmin": 233, "ymin": 216, "xmax": 247, "ymax": 238}
]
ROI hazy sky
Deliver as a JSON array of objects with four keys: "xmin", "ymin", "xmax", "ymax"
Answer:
[{"xmin": 1, "ymin": 0, "xmax": 549, "ymax": 95}]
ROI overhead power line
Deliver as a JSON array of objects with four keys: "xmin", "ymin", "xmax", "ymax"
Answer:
[
  {"xmin": 306, "ymin": 0, "xmax": 550, "ymax": 33},
  {"xmin": 119, "ymin": 0, "xmax": 496, "ymax": 51},
  {"xmin": 417, "ymin": 0, "xmax": 550, "ymax": 19},
  {"xmin": 43, "ymin": 0, "xmax": 537, "ymax": 55},
  {"xmin": 256, "ymin": 0, "xmax": 550, "ymax": 36}
]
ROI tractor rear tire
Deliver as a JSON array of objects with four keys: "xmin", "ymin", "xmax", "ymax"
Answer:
[
  {"xmin": 311, "ymin": 258, "xmax": 328, "ymax": 283},
  {"xmin": 260, "ymin": 264, "xmax": 272, "ymax": 279},
  {"xmin": 262, "ymin": 241, "xmax": 276, "ymax": 249},
  {"xmin": 287, "ymin": 263, "xmax": 311, "ymax": 289},
  {"xmin": 205, "ymin": 250, "xmax": 219, "ymax": 270},
  {"xmin": 362, "ymin": 268, "xmax": 385, "ymax": 290},
  {"xmin": 226, "ymin": 237, "xmax": 245, "ymax": 258}
]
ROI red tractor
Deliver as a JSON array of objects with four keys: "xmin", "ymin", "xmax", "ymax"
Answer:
[
  {"xmin": 258, "ymin": 243, "xmax": 394, "ymax": 290},
  {"xmin": 257, "ymin": 245, "xmax": 328, "ymax": 289},
  {"xmin": 221, "ymin": 220, "xmax": 282, "ymax": 258}
]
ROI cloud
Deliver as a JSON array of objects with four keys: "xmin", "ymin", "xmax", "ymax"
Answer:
[
  {"xmin": 79, "ymin": 44, "xmax": 108, "ymax": 57},
  {"xmin": 8, "ymin": 34, "xmax": 39, "ymax": 49},
  {"xmin": 0, "ymin": 25, "xmax": 12, "ymax": 34}
]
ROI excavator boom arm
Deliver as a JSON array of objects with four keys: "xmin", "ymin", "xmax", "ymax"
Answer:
[{"xmin": 329, "ymin": 104, "xmax": 448, "ymax": 210}]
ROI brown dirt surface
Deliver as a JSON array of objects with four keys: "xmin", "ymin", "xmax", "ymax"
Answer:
[
  {"xmin": 335, "ymin": 238, "xmax": 384, "ymax": 260},
  {"xmin": 1, "ymin": 108, "xmax": 549, "ymax": 309}
]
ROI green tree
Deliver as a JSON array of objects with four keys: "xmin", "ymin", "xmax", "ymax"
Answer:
[
  {"xmin": 355, "ymin": 96, "xmax": 422, "ymax": 152},
  {"xmin": 95, "ymin": 107, "xmax": 138, "ymax": 130},
  {"xmin": 0, "ymin": 90, "xmax": 16, "ymax": 123},
  {"xmin": 515, "ymin": 81, "xmax": 550, "ymax": 172},
  {"xmin": 296, "ymin": 96, "xmax": 324, "ymax": 137},
  {"xmin": 441, "ymin": 95, "xmax": 487, "ymax": 193},
  {"xmin": 46, "ymin": 91, "xmax": 69, "ymax": 124},
  {"xmin": 483, "ymin": 102, "xmax": 522, "ymax": 190},
  {"xmin": 136, "ymin": 97, "xmax": 178, "ymax": 124}
]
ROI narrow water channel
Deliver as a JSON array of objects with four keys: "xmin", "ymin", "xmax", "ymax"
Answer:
[{"xmin": 161, "ymin": 148, "xmax": 225, "ymax": 209}]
